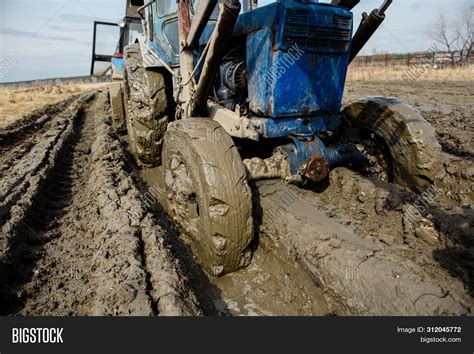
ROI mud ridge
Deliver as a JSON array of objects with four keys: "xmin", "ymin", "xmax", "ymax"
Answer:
[
  {"xmin": 89, "ymin": 113, "xmax": 203, "ymax": 315},
  {"xmin": 123, "ymin": 156, "xmax": 217, "ymax": 315},
  {"xmin": 254, "ymin": 168, "xmax": 472, "ymax": 315},
  {"xmin": 1, "ymin": 80, "xmax": 471, "ymax": 316},
  {"xmin": 0, "ymin": 91, "xmax": 201, "ymax": 316},
  {"xmin": 0, "ymin": 95, "xmax": 90, "ymax": 314}
]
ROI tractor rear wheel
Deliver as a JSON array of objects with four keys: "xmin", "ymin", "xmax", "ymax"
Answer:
[
  {"xmin": 342, "ymin": 97, "xmax": 442, "ymax": 191},
  {"xmin": 123, "ymin": 44, "xmax": 169, "ymax": 166},
  {"xmin": 162, "ymin": 118, "xmax": 254, "ymax": 277}
]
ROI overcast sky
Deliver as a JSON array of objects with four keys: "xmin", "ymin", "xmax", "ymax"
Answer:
[{"xmin": 0, "ymin": 0, "xmax": 472, "ymax": 83}]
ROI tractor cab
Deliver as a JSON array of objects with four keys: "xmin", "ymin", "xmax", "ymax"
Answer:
[{"xmin": 90, "ymin": 15, "xmax": 143, "ymax": 79}]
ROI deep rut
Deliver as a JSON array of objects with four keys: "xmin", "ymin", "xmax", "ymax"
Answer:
[
  {"xmin": 0, "ymin": 91, "xmax": 200, "ymax": 316},
  {"xmin": 0, "ymin": 96, "xmax": 89, "ymax": 314}
]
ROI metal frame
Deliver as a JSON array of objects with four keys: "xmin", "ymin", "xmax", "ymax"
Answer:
[{"xmin": 90, "ymin": 21, "xmax": 118, "ymax": 76}]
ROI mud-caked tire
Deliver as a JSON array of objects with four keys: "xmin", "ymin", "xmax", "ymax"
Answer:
[
  {"xmin": 162, "ymin": 118, "xmax": 254, "ymax": 277},
  {"xmin": 343, "ymin": 97, "xmax": 442, "ymax": 190},
  {"xmin": 123, "ymin": 44, "xmax": 169, "ymax": 166}
]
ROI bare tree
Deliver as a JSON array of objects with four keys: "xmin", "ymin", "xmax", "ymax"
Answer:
[
  {"xmin": 430, "ymin": 13, "xmax": 459, "ymax": 64},
  {"xmin": 455, "ymin": 5, "xmax": 473, "ymax": 63},
  {"xmin": 430, "ymin": 6, "xmax": 474, "ymax": 65}
]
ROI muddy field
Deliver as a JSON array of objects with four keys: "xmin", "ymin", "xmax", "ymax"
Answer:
[{"xmin": 0, "ymin": 80, "xmax": 472, "ymax": 316}]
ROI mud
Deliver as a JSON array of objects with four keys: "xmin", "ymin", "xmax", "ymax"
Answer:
[
  {"xmin": 342, "ymin": 96, "xmax": 442, "ymax": 191},
  {"xmin": 345, "ymin": 80, "xmax": 474, "ymax": 206},
  {"xmin": 1, "ymin": 80, "xmax": 472, "ymax": 316},
  {"xmin": 256, "ymin": 176, "xmax": 472, "ymax": 315},
  {"xmin": 140, "ymin": 167, "xmax": 329, "ymax": 315},
  {"xmin": 0, "ymin": 90, "xmax": 200, "ymax": 316}
]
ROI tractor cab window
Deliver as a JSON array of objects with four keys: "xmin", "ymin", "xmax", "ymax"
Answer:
[
  {"xmin": 127, "ymin": 19, "xmax": 143, "ymax": 44},
  {"xmin": 157, "ymin": 0, "xmax": 177, "ymax": 17}
]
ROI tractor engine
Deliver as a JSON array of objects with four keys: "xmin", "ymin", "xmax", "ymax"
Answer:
[
  {"xmin": 214, "ymin": 0, "xmax": 353, "ymax": 139},
  {"xmin": 217, "ymin": 55, "xmax": 247, "ymax": 107}
]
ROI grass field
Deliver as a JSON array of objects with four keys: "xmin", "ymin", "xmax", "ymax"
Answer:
[
  {"xmin": 346, "ymin": 64, "xmax": 474, "ymax": 82},
  {"xmin": 0, "ymin": 83, "xmax": 107, "ymax": 128}
]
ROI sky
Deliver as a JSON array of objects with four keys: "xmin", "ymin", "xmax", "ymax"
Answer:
[{"xmin": 0, "ymin": 0, "xmax": 472, "ymax": 83}]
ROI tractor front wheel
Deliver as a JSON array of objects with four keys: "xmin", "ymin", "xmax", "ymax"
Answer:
[
  {"xmin": 123, "ymin": 44, "xmax": 170, "ymax": 166},
  {"xmin": 342, "ymin": 96, "xmax": 442, "ymax": 191},
  {"xmin": 162, "ymin": 118, "xmax": 254, "ymax": 276}
]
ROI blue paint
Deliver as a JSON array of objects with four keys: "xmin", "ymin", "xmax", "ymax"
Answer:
[
  {"xmin": 149, "ymin": 1, "xmax": 217, "ymax": 67},
  {"xmin": 234, "ymin": 3, "xmax": 281, "ymax": 34},
  {"xmin": 146, "ymin": 39, "xmax": 172, "ymax": 64},
  {"xmin": 243, "ymin": 1, "xmax": 352, "ymax": 120},
  {"xmin": 283, "ymin": 137, "xmax": 327, "ymax": 175},
  {"xmin": 150, "ymin": 2, "xmax": 179, "ymax": 65},
  {"xmin": 144, "ymin": 0, "xmax": 352, "ymax": 127},
  {"xmin": 251, "ymin": 113, "xmax": 340, "ymax": 138},
  {"xmin": 136, "ymin": 0, "xmax": 362, "ymax": 177},
  {"xmin": 111, "ymin": 57, "xmax": 125, "ymax": 76}
]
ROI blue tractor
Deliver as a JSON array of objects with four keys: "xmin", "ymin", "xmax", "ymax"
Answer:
[{"xmin": 92, "ymin": 0, "xmax": 441, "ymax": 276}]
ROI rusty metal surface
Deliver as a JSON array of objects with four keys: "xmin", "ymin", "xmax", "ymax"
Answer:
[
  {"xmin": 303, "ymin": 154, "xmax": 329, "ymax": 182},
  {"xmin": 178, "ymin": 0, "xmax": 194, "ymax": 117},
  {"xmin": 192, "ymin": 0, "xmax": 241, "ymax": 115},
  {"xmin": 186, "ymin": 0, "xmax": 218, "ymax": 48}
]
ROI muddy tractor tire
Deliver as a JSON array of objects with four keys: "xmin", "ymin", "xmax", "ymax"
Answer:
[
  {"xmin": 123, "ymin": 44, "xmax": 169, "ymax": 166},
  {"xmin": 162, "ymin": 118, "xmax": 254, "ymax": 277},
  {"xmin": 343, "ymin": 97, "xmax": 442, "ymax": 190}
]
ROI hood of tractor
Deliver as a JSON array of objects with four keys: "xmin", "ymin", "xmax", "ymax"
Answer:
[{"xmin": 234, "ymin": 1, "xmax": 353, "ymax": 118}]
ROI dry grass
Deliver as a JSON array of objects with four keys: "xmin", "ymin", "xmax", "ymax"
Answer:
[
  {"xmin": 0, "ymin": 83, "xmax": 107, "ymax": 128},
  {"xmin": 347, "ymin": 64, "xmax": 474, "ymax": 82}
]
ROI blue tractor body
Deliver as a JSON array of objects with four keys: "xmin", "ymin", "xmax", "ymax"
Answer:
[
  {"xmin": 236, "ymin": 1, "xmax": 352, "ymax": 121},
  {"xmin": 145, "ymin": 0, "xmax": 352, "ymax": 139},
  {"xmin": 111, "ymin": 56, "xmax": 126, "ymax": 76},
  {"xmin": 145, "ymin": 0, "xmax": 211, "ymax": 66},
  {"xmin": 127, "ymin": 0, "xmax": 365, "ymax": 179},
  {"xmin": 89, "ymin": 0, "xmax": 397, "ymax": 183}
]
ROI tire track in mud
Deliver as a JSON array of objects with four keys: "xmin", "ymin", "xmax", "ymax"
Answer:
[
  {"xmin": 254, "ymin": 171, "xmax": 472, "ymax": 315},
  {"xmin": 138, "ymin": 166, "xmax": 472, "ymax": 315},
  {"xmin": 0, "ymin": 94, "xmax": 92, "ymax": 314},
  {"xmin": 0, "ymin": 96, "xmax": 92, "ymax": 258},
  {"xmin": 0, "ymin": 91, "xmax": 200, "ymax": 316},
  {"xmin": 137, "ymin": 141, "xmax": 473, "ymax": 314}
]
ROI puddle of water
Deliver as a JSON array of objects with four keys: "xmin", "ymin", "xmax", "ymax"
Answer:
[{"xmin": 210, "ymin": 238, "xmax": 328, "ymax": 316}]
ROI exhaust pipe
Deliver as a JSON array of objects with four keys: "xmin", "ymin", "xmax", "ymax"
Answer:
[
  {"xmin": 186, "ymin": 0, "xmax": 218, "ymax": 48},
  {"xmin": 349, "ymin": 0, "xmax": 393, "ymax": 63},
  {"xmin": 192, "ymin": 0, "xmax": 241, "ymax": 115}
]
